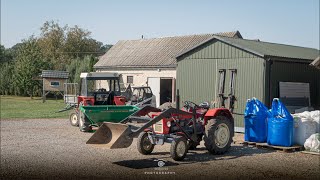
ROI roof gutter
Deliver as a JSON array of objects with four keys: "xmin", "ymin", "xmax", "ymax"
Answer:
[{"xmin": 265, "ymin": 56, "xmax": 315, "ymax": 64}]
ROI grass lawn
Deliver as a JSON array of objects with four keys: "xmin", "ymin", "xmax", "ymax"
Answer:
[{"xmin": 0, "ymin": 96, "xmax": 70, "ymax": 119}]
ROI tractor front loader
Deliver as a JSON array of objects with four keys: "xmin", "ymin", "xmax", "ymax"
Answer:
[{"xmin": 86, "ymin": 101, "xmax": 234, "ymax": 161}]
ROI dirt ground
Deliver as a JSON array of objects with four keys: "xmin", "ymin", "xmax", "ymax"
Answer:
[{"xmin": 1, "ymin": 118, "xmax": 319, "ymax": 180}]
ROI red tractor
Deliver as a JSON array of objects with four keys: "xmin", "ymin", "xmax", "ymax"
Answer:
[
  {"xmin": 69, "ymin": 72, "xmax": 126, "ymax": 128},
  {"xmin": 87, "ymin": 100, "xmax": 234, "ymax": 161}
]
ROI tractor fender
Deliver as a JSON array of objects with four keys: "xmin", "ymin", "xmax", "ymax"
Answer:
[
  {"xmin": 143, "ymin": 128, "xmax": 152, "ymax": 132},
  {"xmin": 78, "ymin": 96, "xmax": 94, "ymax": 106},
  {"xmin": 204, "ymin": 108, "xmax": 234, "ymax": 126},
  {"xmin": 114, "ymin": 96, "xmax": 126, "ymax": 105}
]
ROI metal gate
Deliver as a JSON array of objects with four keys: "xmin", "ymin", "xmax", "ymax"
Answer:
[{"xmin": 64, "ymin": 83, "xmax": 78, "ymax": 105}]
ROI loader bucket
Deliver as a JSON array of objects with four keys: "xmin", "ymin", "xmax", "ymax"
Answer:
[{"xmin": 86, "ymin": 122, "xmax": 134, "ymax": 149}]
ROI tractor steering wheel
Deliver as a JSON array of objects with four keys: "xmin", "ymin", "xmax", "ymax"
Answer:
[{"xmin": 95, "ymin": 88, "xmax": 107, "ymax": 92}]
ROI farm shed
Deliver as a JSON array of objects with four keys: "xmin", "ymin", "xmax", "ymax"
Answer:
[
  {"xmin": 41, "ymin": 70, "xmax": 69, "ymax": 102},
  {"xmin": 94, "ymin": 31, "xmax": 243, "ymax": 107},
  {"xmin": 176, "ymin": 36, "xmax": 320, "ymax": 132}
]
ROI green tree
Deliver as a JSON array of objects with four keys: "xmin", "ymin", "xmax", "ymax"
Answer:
[
  {"xmin": 38, "ymin": 21, "xmax": 66, "ymax": 70},
  {"xmin": 0, "ymin": 45, "xmax": 14, "ymax": 63},
  {"xmin": 1, "ymin": 21, "xmax": 106, "ymax": 97},
  {"xmin": 0, "ymin": 62, "xmax": 14, "ymax": 95},
  {"xmin": 64, "ymin": 26, "xmax": 102, "ymax": 59},
  {"xmin": 14, "ymin": 37, "xmax": 49, "ymax": 97},
  {"xmin": 38, "ymin": 21, "xmax": 103, "ymax": 70},
  {"xmin": 67, "ymin": 55, "xmax": 98, "ymax": 86},
  {"xmin": 0, "ymin": 45, "xmax": 15, "ymax": 95}
]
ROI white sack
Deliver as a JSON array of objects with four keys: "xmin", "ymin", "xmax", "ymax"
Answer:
[
  {"xmin": 294, "ymin": 117, "xmax": 317, "ymax": 145},
  {"xmin": 304, "ymin": 133, "xmax": 320, "ymax": 153},
  {"xmin": 310, "ymin": 111, "xmax": 320, "ymax": 132}
]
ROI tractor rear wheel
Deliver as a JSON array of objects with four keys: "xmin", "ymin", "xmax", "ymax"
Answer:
[
  {"xmin": 69, "ymin": 111, "xmax": 79, "ymax": 127},
  {"xmin": 170, "ymin": 136, "xmax": 188, "ymax": 161},
  {"xmin": 137, "ymin": 132, "xmax": 155, "ymax": 155},
  {"xmin": 204, "ymin": 116, "xmax": 233, "ymax": 154}
]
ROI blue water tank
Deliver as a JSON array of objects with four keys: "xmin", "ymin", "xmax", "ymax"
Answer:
[
  {"xmin": 267, "ymin": 99, "xmax": 294, "ymax": 147},
  {"xmin": 244, "ymin": 99, "xmax": 268, "ymax": 142}
]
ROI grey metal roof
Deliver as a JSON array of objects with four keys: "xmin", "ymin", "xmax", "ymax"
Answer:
[
  {"xmin": 177, "ymin": 35, "xmax": 319, "ymax": 61},
  {"xmin": 94, "ymin": 31, "xmax": 243, "ymax": 69},
  {"xmin": 41, "ymin": 70, "xmax": 69, "ymax": 79},
  {"xmin": 310, "ymin": 56, "xmax": 320, "ymax": 69},
  {"xmin": 215, "ymin": 30, "xmax": 242, "ymax": 39}
]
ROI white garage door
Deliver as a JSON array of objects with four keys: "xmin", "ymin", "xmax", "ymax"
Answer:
[{"xmin": 148, "ymin": 77, "xmax": 160, "ymax": 107}]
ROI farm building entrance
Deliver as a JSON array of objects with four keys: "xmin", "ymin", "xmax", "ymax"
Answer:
[
  {"xmin": 160, "ymin": 79, "xmax": 173, "ymax": 105},
  {"xmin": 148, "ymin": 77, "xmax": 174, "ymax": 107}
]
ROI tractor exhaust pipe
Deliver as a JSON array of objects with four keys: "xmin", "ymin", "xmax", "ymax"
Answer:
[{"xmin": 176, "ymin": 89, "xmax": 180, "ymax": 110}]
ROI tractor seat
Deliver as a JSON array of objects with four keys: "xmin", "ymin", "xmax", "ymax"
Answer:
[{"xmin": 106, "ymin": 91, "xmax": 115, "ymax": 105}]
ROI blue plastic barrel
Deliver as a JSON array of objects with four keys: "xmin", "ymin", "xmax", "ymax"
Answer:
[
  {"xmin": 267, "ymin": 99, "xmax": 294, "ymax": 147},
  {"xmin": 244, "ymin": 98, "xmax": 268, "ymax": 142}
]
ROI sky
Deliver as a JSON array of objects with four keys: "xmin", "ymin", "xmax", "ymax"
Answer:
[{"xmin": 1, "ymin": 0, "xmax": 319, "ymax": 49}]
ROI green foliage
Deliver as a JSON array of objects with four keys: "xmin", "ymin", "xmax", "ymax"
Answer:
[
  {"xmin": 0, "ymin": 20, "xmax": 108, "ymax": 97},
  {"xmin": 38, "ymin": 21, "xmax": 66, "ymax": 69},
  {"xmin": 14, "ymin": 37, "xmax": 49, "ymax": 97},
  {"xmin": 0, "ymin": 44, "xmax": 14, "ymax": 63},
  {"xmin": 99, "ymin": 44, "xmax": 113, "ymax": 54},
  {"xmin": 0, "ymin": 62, "xmax": 15, "ymax": 95},
  {"xmin": 67, "ymin": 55, "xmax": 98, "ymax": 85},
  {"xmin": 38, "ymin": 21, "xmax": 103, "ymax": 70}
]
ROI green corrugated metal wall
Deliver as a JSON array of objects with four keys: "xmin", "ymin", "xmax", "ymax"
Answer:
[
  {"xmin": 270, "ymin": 61, "xmax": 320, "ymax": 108},
  {"xmin": 177, "ymin": 40, "xmax": 265, "ymax": 130}
]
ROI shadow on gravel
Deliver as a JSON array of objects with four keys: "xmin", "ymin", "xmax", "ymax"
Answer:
[
  {"xmin": 183, "ymin": 145, "xmax": 274, "ymax": 162},
  {"xmin": 113, "ymin": 145, "xmax": 273, "ymax": 169},
  {"xmin": 150, "ymin": 152, "xmax": 171, "ymax": 155},
  {"xmin": 113, "ymin": 158, "xmax": 179, "ymax": 169}
]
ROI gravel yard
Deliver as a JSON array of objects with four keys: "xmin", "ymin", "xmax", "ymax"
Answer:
[{"xmin": 1, "ymin": 118, "xmax": 319, "ymax": 180}]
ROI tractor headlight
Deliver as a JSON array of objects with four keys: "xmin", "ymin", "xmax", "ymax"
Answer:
[{"xmin": 166, "ymin": 121, "xmax": 171, "ymax": 127}]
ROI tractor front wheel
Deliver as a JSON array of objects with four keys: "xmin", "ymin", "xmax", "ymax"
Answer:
[
  {"xmin": 170, "ymin": 136, "xmax": 188, "ymax": 161},
  {"xmin": 204, "ymin": 116, "xmax": 233, "ymax": 155},
  {"xmin": 137, "ymin": 132, "xmax": 155, "ymax": 155},
  {"xmin": 69, "ymin": 111, "xmax": 79, "ymax": 127}
]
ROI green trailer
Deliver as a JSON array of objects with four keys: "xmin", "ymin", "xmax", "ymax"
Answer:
[{"xmin": 79, "ymin": 105, "xmax": 140, "ymax": 131}]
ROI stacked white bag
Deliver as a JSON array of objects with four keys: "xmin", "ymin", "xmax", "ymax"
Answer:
[
  {"xmin": 304, "ymin": 133, "xmax": 320, "ymax": 153},
  {"xmin": 292, "ymin": 110, "xmax": 319, "ymax": 146},
  {"xmin": 310, "ymin": 111, "xmax": 320, "ymax": 132}
]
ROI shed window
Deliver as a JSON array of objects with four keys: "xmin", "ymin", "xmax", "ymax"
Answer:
[
  {"xmin": 127, "ymin": 76, "xmax": 133, "ymax": 84},
  {"xmin": 50, "ymin": 81, "xmax": 60, "ymax": 87}
]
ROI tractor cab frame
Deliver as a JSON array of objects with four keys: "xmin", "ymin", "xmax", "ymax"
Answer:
[
  {"xmin": 78, "ymin": 72, "xmax": 126, "ymax": 106},
  {"xmin": 68, "ymin": 72, "xmax": 126, "ymax": 127}
]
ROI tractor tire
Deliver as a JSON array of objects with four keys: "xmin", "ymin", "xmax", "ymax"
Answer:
[
  {"xmin": 137, "ymin": 132, "xmax": 155, "ymax": 155},
  {"xmin": 170, "ymin": 136, "xmax": 188, "ymax": 161},
  {"xmin": 69, "ymin": 111, "xmax": 79, "ymax": 127},
  {"xmin": 204, "ymin": 116, "xmax": 233, "ymax": 155}
]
